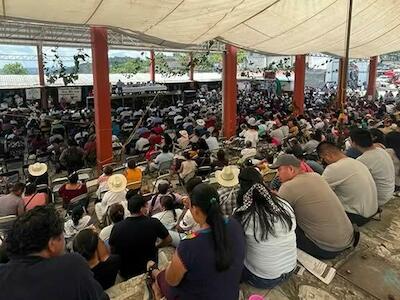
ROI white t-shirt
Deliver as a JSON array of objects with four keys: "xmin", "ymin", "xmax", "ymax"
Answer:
[
  {"xmin": 205, "ymin": 137, "xmax": 220, "ymax": 151},
  {"xmin": 243, "ymin": 200, "xmax": 297, "ymax": 280},
  {"xmin": 241, "ymin": 148, "xmax": 257, "ymax": 159},
  {"xmin": 244, "ymin": 130, "xmax": 259, "ymax": 148},
  {"xmin": 99, "ymin": 224, "xmax": 114, "ymax": 242},
  {"xmin": 280, "ymin": 125, "xmax": 289, "ymax": 139},
  {"xmin": 357, "ymin": 148, "xmax": 395, "ymax": 206},
  {"xmin": 323, "ymin": 157, "xmax": 378, "ymax": 217},
  {"xmin": 270, "ymin": 128, "xmax": 284, "ymax": 142},
  {"xmin": 179, "ymin": 209, "xmax": 200, "ymax": 232},
  {"xmin": 152, "ymin": 209, "xmax": 183, "ymax": 230},
  {"xmin": 64, "ymin": 215, "xmax": 92, "ymax": 239}
]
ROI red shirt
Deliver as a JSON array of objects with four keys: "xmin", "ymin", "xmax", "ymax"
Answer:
[
  {"xmin": 59, "ymin": 183, "xmax": 87, "ymax": 207},
  {"xmin": 149, "ymin": 134, "xmax": 162, "ymax": 146}
]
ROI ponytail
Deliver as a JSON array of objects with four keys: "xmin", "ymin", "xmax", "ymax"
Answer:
[
  {"xmin": 206, "ymin": 200, "xmax": 232, "ymax": 271},
  {"xmin": 191, "ymin": 183, "xmax": 232, "ymax": 272}
]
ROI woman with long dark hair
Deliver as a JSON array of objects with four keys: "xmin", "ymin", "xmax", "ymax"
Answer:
[
  {"xmin": 386, "ymin": 131, "xmax": 400, "ymax": 194},
  {"xmin": 146, "ymin": 183, "xmax": 245, "ymax": 300},
  {"xmin": 234, "ymin": 167, "xmax": 297, "ymax": 289}
]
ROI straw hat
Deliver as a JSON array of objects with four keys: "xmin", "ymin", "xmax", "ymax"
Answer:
[
  {"xmin": 196, "ymin": 119, "xmax": 206, "ymax": 127},
  {"xmin": 247, "ymin": 117, "xmax": 257, "ymax": 127},
  {"xmin": 215, "ymin": 166, "xmax": 240, "ymax": 187},
  {"xmin": 28, "ymin": 162, "xmax": 48, "ymax": 177},
  {"xmin": 107, "ymin": 174, "xmax": 127, "ymax": 193},
  {"xmin": 179, "ymin": 130, "xmax": 189, "ymax": 139}
]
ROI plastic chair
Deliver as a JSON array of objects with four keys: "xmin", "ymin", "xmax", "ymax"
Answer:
[
  {"xmin": 67, "ymin": 193, "xmax": 89, "ymax": 215},
  {"xmin": 158, "ymin": 160, "xmax": 173, "ymax": 176},
  {"xmin": 51, "ymin": 177, "xmax": 69, "ymax": 203},
  {"xmin": 0, "ymin": 215, "xmax": 17, "ymax": 241}
]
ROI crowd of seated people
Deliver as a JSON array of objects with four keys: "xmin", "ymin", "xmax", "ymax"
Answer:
[{"xmin": 1, "ymin": 85, "xmax": 400, "ymax": 299}]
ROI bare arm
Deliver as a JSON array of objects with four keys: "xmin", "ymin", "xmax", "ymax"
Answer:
[
  {"xmin": 156, "ymin": 234, "xmax": 172, "ymax": 248},
  {"xmin": 165, "ymin": 251, "xmax": 187, "ymax": 287}
]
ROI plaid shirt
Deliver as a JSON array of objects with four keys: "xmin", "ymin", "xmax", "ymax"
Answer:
[{"xmin": 218, "ymin": 187, "xmax": 239, "ymax": 216}]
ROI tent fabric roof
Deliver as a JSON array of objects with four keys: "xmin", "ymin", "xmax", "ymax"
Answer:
[{"xmin": 2, "ymin": 0, "xmax": 400, "ymax": 58}]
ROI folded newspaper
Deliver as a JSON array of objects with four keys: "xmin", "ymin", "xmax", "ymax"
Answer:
[{"xmin": 297, "ymin": 249, "xmax": 336, "ymax": 284}]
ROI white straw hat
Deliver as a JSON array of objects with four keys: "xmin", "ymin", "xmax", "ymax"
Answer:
[
  {"xmin": 28, "ymin": 162, "xmax": 48, "ymax": 177},
  {"xmin": 215, "ymin": 166, "xmax": 240, "ymax": 187},
  {"xmin": 107, "ymin": 174, "xmax": 127, "ymax": 193}
]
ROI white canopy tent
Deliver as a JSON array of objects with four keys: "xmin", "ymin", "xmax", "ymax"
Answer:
[{"xmin": 2, "ymin": 0, "xmax": 400, "ymax": 58}]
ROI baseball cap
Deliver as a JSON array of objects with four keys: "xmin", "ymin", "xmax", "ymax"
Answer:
[{"xmin": 269, "ymin": 154, "xmax": 301, "ymax": 169}]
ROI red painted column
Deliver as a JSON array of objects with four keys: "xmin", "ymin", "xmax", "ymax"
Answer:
[
  {"xmin": 150, "ymin": 50, "xmax": 155, "ymax": 82},
  {"xmin": 337, "ymin": 57, "xmax": 345, "ymax": 109},
  {"xmin": 293, "ymin": 54, "xmax": 306, "ymax": 116},
  {"xmin": 223, "ymin": 45, "xmax": 237, "ymax": 139},
  {"xmin": 367, "ymin": 56, "xmax": 378, "ymax": 100},
  {"xmin": 36, "ymin": 44, "xmax": 48, "ymax": 110},
  {"xmin": 90, "ymin": 26, "xmax": 113, "ymax": 168},
  {"xmin": 189, "ymin": 52, "xmax": 194, "ymax": 81}
]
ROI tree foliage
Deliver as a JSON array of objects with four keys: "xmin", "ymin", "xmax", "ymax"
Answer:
[
  {"xmin": 43, "ymin": 47, "xmax": 89, "ymax": 86},
  {"xmin": 109, "ymin": 53, "xmax": 149, "ymax": 78},
  {"xmin": 2, "ymin": 62, "xmax": 28, "ymax": 75}
]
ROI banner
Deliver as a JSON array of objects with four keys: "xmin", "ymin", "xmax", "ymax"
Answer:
[
  {"xmin": 58, "ymin": 87, "xmax": 82, "ymax": 103},
  {"xmin": 25, "ymin": 88, "xmax": 41, "ymax": 100}
]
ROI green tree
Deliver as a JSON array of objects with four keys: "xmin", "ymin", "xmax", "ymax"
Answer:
[
  {"xmin": 2, "ymin": 62, "xmax": 28, "ymax": 75},
  {"xmin": 110, "ymin": 57, "xmax": 149, "ymax": 76},
  {"xmin": 43, "ymin": 47, "xmax": 89, "ymax": 86}
]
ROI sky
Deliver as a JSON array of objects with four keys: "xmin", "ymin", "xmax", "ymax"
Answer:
[{"xmin": 0, "ymin": 44, "xmax": 150, "ymax": 69}]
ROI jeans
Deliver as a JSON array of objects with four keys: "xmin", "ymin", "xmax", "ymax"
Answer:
[
  {"xmin": 242, "ymin": 266, "xmax": 294, "ymax": 289},
  {"xmin": 295, "ymin": 226, "xmax": 344, "ymax": 259},
  {"xmin": 346, "ymin": 212, "xmax": 372, "ymax": 227}
]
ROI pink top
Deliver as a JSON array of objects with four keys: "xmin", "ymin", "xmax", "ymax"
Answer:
[{"xmin": 22, "ymin": 193, "xmax": 47, "ymax": 211}]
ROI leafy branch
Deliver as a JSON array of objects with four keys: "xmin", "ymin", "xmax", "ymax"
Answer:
[{"xmin": 43, "ymin": 47, "xmax": 89, "ymax": 86}]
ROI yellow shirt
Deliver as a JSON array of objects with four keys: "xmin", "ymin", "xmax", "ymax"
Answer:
[{"xmin": 124, "ymin": 168, "xmax": 142, "ymax": 184}]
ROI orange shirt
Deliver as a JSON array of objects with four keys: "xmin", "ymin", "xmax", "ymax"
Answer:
[{"xmin": 124, "ymin": 167, "xmax": 142, "ymax": 184}]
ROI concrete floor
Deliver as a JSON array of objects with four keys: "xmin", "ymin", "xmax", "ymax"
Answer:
[{"xmin": 106, "ymin": 196, "xmax": 400, "ymax": 300}]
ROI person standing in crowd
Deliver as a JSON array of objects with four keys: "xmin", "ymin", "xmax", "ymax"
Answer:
[
  {"xmin": 59, "ymin": 140, "xmax": 85, "ymax": 174},
  {"xmin": 109, "ymin": 194, "xmax": 172, "ymax": 280},
  {"xmin": 0, "ymin": 182, "xmax": 25, "ymax": 217},
  {"xmin": 215, "ymin": 166, "xmax": 240, "ymax": 216},
  {"xmin": 0, "ymin": 206, "xmax": 108, "ymax": 300},
  {"xmin": 317, "ymin": 142, "xmax": 378, "ymax": 226},
  {"xmin": 73, "ymin": 228, "xmax": 121, "ymax": 290},
  {"xmin": 271, "ymin": 154, "xmax": 355, "ymax": 259},
  {"xmin": 146, "ymin": 183, "xmax": 245, "ymax": 300},
  {"xmin": 59, "ymin": 172, "xmax": 88, "ymax": 209},
  {"xmin": 234, "ymin": 179, "xmax": 296, "ymax": 289},
  {"xmin": 350, "ymin": 128, "xmax": 395, "ymax": 206},
  {"xmin": 385, "ymin": 131, "xmax": 400, "ymax": 196}
]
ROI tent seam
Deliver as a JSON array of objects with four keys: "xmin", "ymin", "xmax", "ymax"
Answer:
[
  {"xmin": 143, "ymin": 0, "xmax": 185, "ymax": 34},
  {"xmin": 84, "ymin": 0, "xmax": 105, "ymax": 24}
]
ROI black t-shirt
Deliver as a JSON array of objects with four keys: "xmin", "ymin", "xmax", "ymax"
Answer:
[
  {"xmin": 0, "ymin": 253, "xmax": 108, "ymax": 300},
  {"xmin": 92, "ymin": 254, "xmax": 121, "ymax": 290},
  {"xmin": 109, "ymin": 215, "xmax": 169, "ymax": 279}
]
